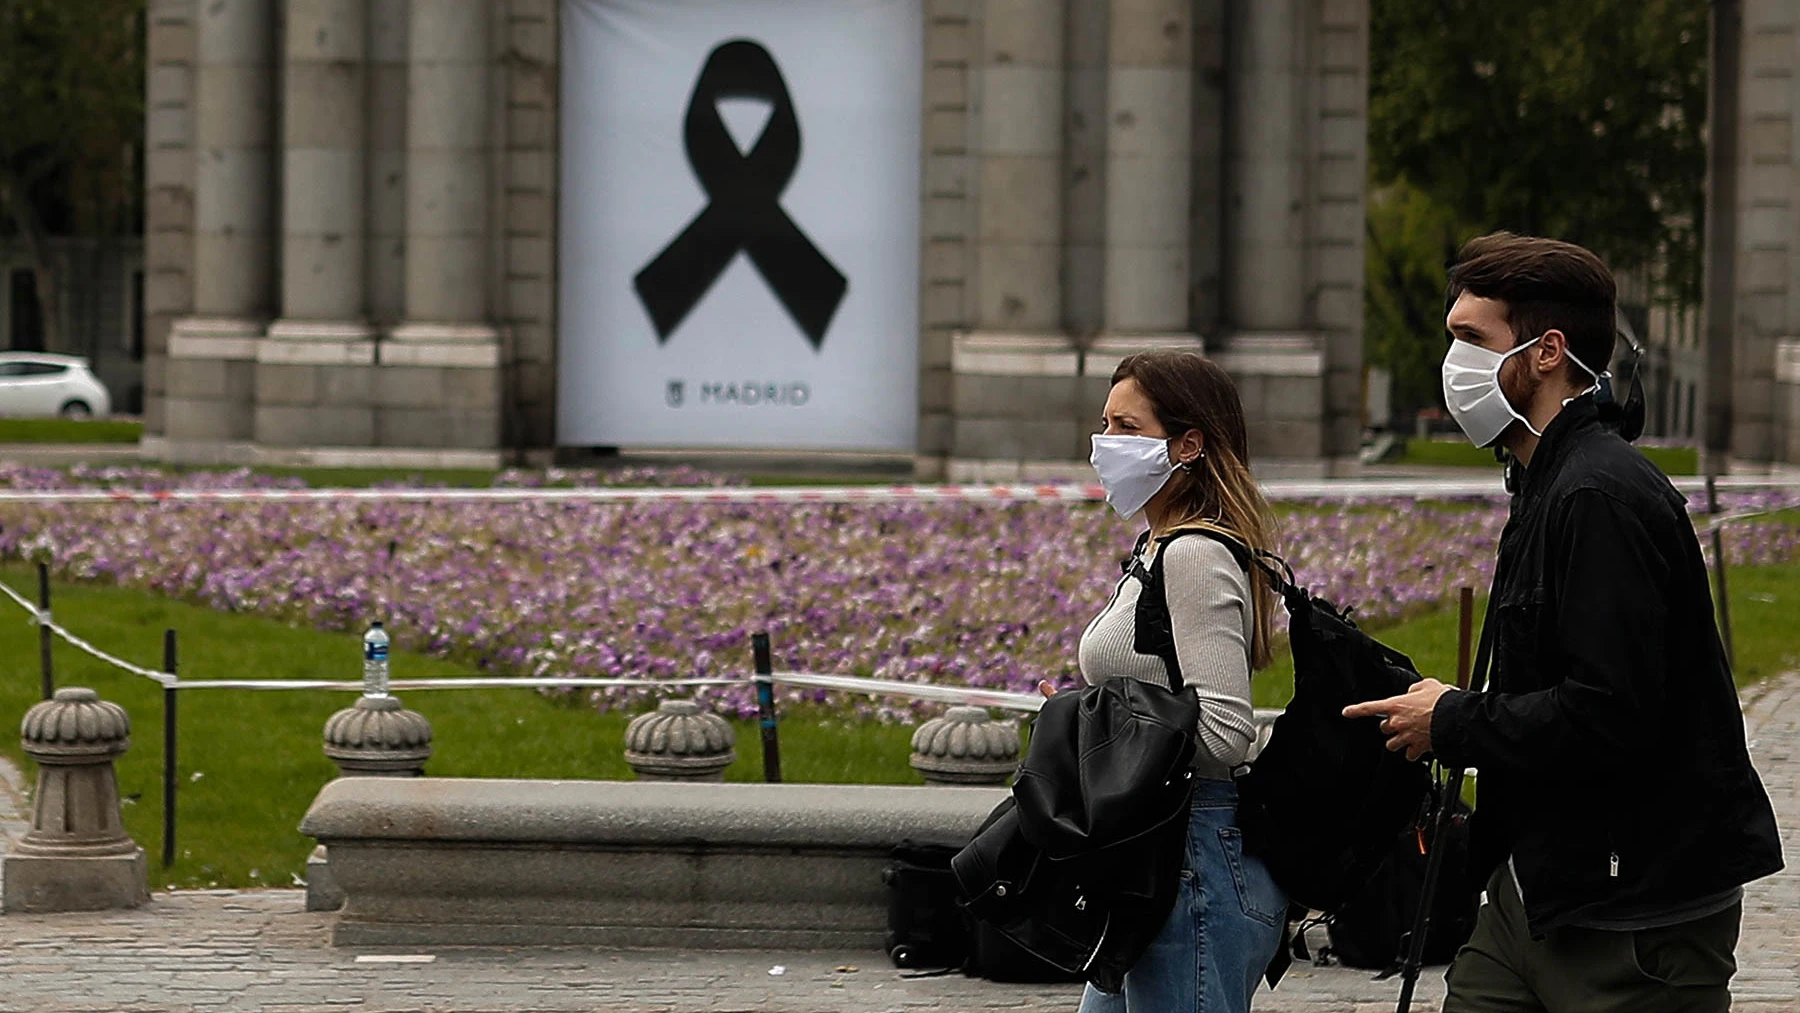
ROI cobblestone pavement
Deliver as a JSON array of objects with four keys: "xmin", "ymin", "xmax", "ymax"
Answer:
[{"xmin": 1, "ymin": 674, "xmax": 1796, "ymax": 1013}]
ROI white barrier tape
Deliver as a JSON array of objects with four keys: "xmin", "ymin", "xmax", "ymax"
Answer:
[
  {"xmin": 167, "ymin": 676, "xmax": 742, "ymax": 692},
  {"xmin": 0, "ymin": 484, "xmax": 1105, "ymax": 505},
  {"xmin": 0, "ymin": 474, "xmax": 1792, "ymax": 505},
  {"xmin": 767, "ymin": 670, "xmax": 1047, "ymax": 713}
]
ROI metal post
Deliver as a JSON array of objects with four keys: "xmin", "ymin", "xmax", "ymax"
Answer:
[
  {"xmin": 36, "ymin": 561, "xmax": 52, "ymax": 700},
  {"xmin": 1706, "ymin": 477, "xmax": 1736, "ymax": 672},
  {"xmin": 162, "ymin": 629, "xmax": 177, "ymax": 868},
  {"xmin": 1702, "ymin": 0, "xmax": 1741, "ymax": 470},
  {"xmin": 752, "ymin": 632, "xmax": 782, "ymax": 783}
]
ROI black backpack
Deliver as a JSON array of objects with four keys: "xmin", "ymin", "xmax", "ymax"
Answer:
[
  {"xmin": 1290, "ymin": 787, "xmax": 1480, "ymax": 973},
  {"xmin": 881, "ymin": 840, "xmax": 1083, "ymax": 984},
  {"xmin": 1137, "ymin": 528, "xmax": 1433, "ymax": 918}
]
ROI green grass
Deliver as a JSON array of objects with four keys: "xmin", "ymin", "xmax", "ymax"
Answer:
[
  {"xmin": 1254, "ymin": 562, "xmax": 1799, "ymax": 702},
  {"xmin": 2, "ymin": 561, "xmax": 1792, "ymax": 891},
  {"xmin": 0, "ymin": 565, "xmax": 917, "ymax": 891},
  {"xmin": 1398, "ymin": 437, "xmax": 1699, "ymax": 476},
  {"xmin": 0, "ymin": 418, "xmax": 143, "ymax": 444}
]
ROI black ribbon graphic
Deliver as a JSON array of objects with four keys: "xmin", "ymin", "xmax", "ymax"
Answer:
[{"xmin": 633, "ymin": 39, "xmax": 848, "ymax": 349}]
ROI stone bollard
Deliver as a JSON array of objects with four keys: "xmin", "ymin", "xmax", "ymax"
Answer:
[
  {"xmin": 310, "ymin": 695, "xmax": 434, "ymax": 910},
  {"xmin": 623, "ymin": 699, "xmax": 737, "ymax": 781},
  {"xmin": 322, "ymin": 695, "xmax": 434, "ymax": 777},
  {"xmin": 910, "ymin": 706, "xmax": 1021, "ymax": 786},
  {"xmin": 2, "ymin": 687, "xmax": 148, "ymax": 913}
]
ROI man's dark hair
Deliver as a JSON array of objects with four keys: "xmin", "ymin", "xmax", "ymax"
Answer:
[{"xmin": 1446, "ymin": 232, "xmax": 1617, "ymax": 383}]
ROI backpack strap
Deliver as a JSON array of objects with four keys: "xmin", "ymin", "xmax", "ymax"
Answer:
[
  {"xmin": 1465, "ymin": 591, "xmax": 1500, "ymax": 693},
  {"xmin": 1127, "ymin": 526, "xmax": 1288, "ymax": 693}
]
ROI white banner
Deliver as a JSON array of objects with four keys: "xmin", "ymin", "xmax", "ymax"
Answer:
[{"xmin": 559, "ymin": 0, "xmax": 923, "ymax": 451}]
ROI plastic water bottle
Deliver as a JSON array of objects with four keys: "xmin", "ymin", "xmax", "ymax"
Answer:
[{"xmin": 362, "ymin": 621, "xmax": 390, "ymax": 698}]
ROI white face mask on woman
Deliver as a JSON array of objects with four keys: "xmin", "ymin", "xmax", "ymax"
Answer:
[
  {"xmin": 1441, "ymin": 336, "xmax": 1604, "ymax": 448},
  {"xmin": 1090, "ymin": 434, "xmax": 1175, "ymax": 519}
]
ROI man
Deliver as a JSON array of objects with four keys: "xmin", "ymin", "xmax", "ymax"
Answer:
[{"xmin": 1345, "ymin": 232, "xmax": 1783, "ymax": 1013}]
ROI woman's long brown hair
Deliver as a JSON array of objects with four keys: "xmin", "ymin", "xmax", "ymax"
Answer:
[{"xmin": 1111, "ymin": 350, "xmax": 1278, "ymax": 670}]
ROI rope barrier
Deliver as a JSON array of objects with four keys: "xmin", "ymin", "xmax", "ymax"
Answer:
[
  {"xmin": 0, "ymin": 575, "xmax": 1052, "ymax": 706},
  {"xmin": 164, "ymin": 676, "xmax": 742, "ymax": 692},
  {"xmin": 0, "ymin": 576, "xmax": 174, "ymax": 686},
  {"xmin": 0, "ymin": 474, "xmax": 1791, "ymax": 505}
]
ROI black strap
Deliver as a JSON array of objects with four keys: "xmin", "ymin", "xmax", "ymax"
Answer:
[
  {"xmin": 1394, "ymin": 589, "xmax": 1500, "ymax": 1013},
  {"xmin": 1465, "ymin": 590, "xmax": 1500, "ymax": 694}
]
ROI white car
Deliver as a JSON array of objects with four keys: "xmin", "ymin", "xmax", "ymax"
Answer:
[{"xmin": 0, "ymin": 353, "xmax": 113, "ymax": 419}]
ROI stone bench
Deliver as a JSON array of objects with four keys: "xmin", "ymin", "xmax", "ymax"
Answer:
[{"xmin": 299, "ymin": 777, "xmax": 1006, "ymax": 948}]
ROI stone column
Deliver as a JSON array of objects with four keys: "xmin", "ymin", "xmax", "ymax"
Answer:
[
  {"xmin": 258, "ymin": 0, "xmax": 378, "ymax": 454},
  {"xmin": 947, "ymin": 0, "xmax": 1079, "ymax": 481},
  {"xmin": 380, "ymin": 0, "xmax": 502, "ymax": 459},
  {"xmin": 1, "ymin": 689, "xmax": 148, "ymax": 914},
  {"xmin": 366, "ymin": 0, "xmax": 408, "ymax": 327},
  {"xmin": 1731, "ymin": 0, "xmax": 1797, "ymax": 471},
  {"xmin": 1072, "ymin": 0, "xmax": 1206, "ymax": 455},
  {"xmin": 1223, "ymin": 0, "xmax": 1305, "ymax": 332},
  {"xmin": 164, "ymin": 0, "xmax": 274, "ymax": 464},
  {"xmin": 1213, "ymin": 0, "xmax": 1335, "ymax": 471}
]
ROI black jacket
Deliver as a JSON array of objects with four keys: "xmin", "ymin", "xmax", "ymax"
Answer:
[
  {"xmin": 1432, "ymin": 398, "xmax": 1783, "ymax": 935},
  {"xmin": 953, "ymin": 678, "xmax": 1199, "ymax": 993}
]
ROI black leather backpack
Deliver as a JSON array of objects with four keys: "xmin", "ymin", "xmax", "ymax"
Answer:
[{"xmin": 1137, "ymin": 530, "xmax": 1437, "ymax": 962}]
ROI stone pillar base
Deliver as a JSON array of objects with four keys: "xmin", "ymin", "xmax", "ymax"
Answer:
[
  {"xmin": 1778, "ymin": 340, "xmax": 1800, "ymax": 466},
  {"xmin": 257, "ymin": 321, "xmax": 379, "ymax": 449},
  {"xmin": 306, "ymin": 844, "xmax": 344, "ymax": 912},
  {"xmin": 2, "ymin": 847, "xmax": 148, "ymax": 914},
  {"xmin": 166, "ymin": 317, "xmax": 261, "ymax": 444},
  {"xmin": 1213, "ymin": 332, "xmax": 1328, "ymax": 460},
  {"xmin": 377, "ymin": 324, "xmax": 503, "ymax": 451},
  {"xmin": 947, "ymin": 332, "xmax": 1082, "ymax": 465}
]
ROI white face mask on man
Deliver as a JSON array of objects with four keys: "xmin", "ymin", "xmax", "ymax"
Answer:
[
  {"xmin": 1440, "ymin": 335, "xmax": 1604, "ymax": 448},
  {"xmin": 1089, "ymin": 434, "xmax": 1176, "ymax": 519}
]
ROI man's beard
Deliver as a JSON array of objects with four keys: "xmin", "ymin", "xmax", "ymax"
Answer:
[{"xmin": 1498, "ymin": 351, "xmax": 1539, "ymax": 432}]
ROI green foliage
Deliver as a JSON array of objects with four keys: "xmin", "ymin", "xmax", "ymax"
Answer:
[
  {"xmin": 0, "ymin": 0, "xmax": 144, "ymax": 233},
  {"xmin": 1364, "ymin": 181, "xmax": 1471, "ymax": 414},
  {"xmin": 1365, "ymin": 0, "xmax": 1711, "ymax": 411},
  {"xmin": 1371, "ymin": 0, "xmax": 1708, "ymax": 289}
]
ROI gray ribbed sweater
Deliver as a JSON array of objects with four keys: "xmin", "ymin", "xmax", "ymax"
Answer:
[{"xmin": 1078, "ymin": 535, "xmax": 1257, "ymax": 781}]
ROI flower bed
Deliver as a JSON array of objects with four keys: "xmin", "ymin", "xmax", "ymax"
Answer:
[{"xmin": 1, "ymin": 466, "xmax": 1794, "ymax": 720}]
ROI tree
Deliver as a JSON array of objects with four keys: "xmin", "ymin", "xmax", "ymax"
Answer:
[
  {"xmin": 1366, "ymin": 0, "xmax": 1709, "ymax": 413},
  {"xmin": 0, "ymin": 0, "xmax": 144, "ymax": 352},
  {"xmin": 1365, "ymin": 180, "xmax": 1467, "ymax": 415}
]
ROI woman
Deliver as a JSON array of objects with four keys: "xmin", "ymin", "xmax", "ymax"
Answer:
[{"xmin": 1072, "ymin": 350, "xmax": 1287, "ymax": 1012}]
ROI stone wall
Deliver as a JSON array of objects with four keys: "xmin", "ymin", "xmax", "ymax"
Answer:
[
  {"xmin": 925, "ymin": 0, "xmax": 1371, "ymax": 481},
  {"xmin": 149, "ymin": 0, "xmax": 512, "ymax": 469},
  {"xmin": 301, "ymin": 777, "xmax": 1004, "ymax": 948},
  {"xmin": 146, "ymin": 0, "xmax": 1373, "ymax": 472},
  {"xmin": 1734, "ymin": 2, "xmax": 1800, "ymax": 471}
]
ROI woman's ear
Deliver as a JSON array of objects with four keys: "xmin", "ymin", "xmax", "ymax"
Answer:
[{"xmin": 1172, "ymin": 429, "xmax": 1205, "ymax": 467}]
